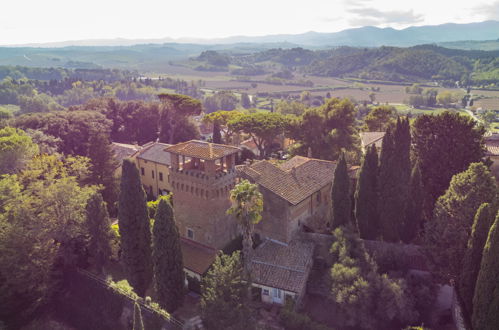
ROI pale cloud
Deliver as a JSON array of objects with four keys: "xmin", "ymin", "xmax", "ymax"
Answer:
[
  {"xmin": 347, "ymin": 7, "xmax": 424, "ymax": 26},
  {"xmin": 472, "ymin": 1, "xmax": 499, "ymax": 20}
]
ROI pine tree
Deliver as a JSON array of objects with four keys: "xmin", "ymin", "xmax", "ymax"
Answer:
[
  {"xmin": 402, "ymin": 162, "xmax": 424, "ymax": 243},
  {"xmin": 133, "ymin": 302, "xmax": 144, "ymax": 330},
  {"xmin": 332, "ymin": 153, "xmax": 351, "ymax": 228},
  {"xmin": 459, "ymin": 203, "xmax": 495, "ymax": 318},
  {"xmin": 88, "ymin": 132, "xmax": 119, "ymax": 216},
  {"xmin": 212, "ymin": 121, "xmax": 222, "ymax": 144},
  {"xmin": 152, "ymin": 198, "xmax": 184, "ymax": 312},
  {"xmin": 85, "ymin": 192, "xmax": 114, "ymax": 274},
  {"xmin": 472, "ymin": 211, "xmax": 499, "ymax": 330},
  {"xmin": 355, "ymin": 145, "xmax": 379, "ymax": 239},
  {"xmin": 118, "ymin": 159, "xmax": 152, "ymax": 297}
]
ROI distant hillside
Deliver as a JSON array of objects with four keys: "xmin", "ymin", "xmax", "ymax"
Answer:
[
  {"xmin": 5, "ymin": 20, "xmax": 498, "ymax": 49},
  {"xmin": 194, "ymin": 45, "xmax": 499, "ymax": 86},
  {"xmin": 437, "ymin": 40, "xmax": 499, "ymax": 51}
]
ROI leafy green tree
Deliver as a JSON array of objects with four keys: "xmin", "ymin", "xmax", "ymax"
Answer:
[
  {"xmin": 424, "ymin": 162, "xmax": 498, "ymax": 280},
  {"xmin": 328, "ymin": 226, "xmax": 417, "ymax": 329},
  {"xmin": 200, "ymin": 251, "xmax": 253, "ymax": 330},
  {"xmin": 118, "ymin": 159, "xmax": 152, "ymax": 297},
  {"xmin": 88, "ymin": 132, "xmax": 119, "ymax": 215},
  {"xmin": 24, "ymin": 128, "xmax": 61, "ymax": 154},
  {"xmin": 158, "ymin": 93, "xmax": 202, "ymax": 144},
  {"xmin": 332, "ymin": 153, "xmax": 351, "ymax": 228},
  {"xmin": 133, "ymin": 302, "xmax": 145, "ymax": 330},
  {"xmin": 363, "ymin": 105, "xmax": 395, "ymax": 132},
  {"xmin": 13, "ymin": 110, "xmax": 112, "ymax": 156},
  {"xmin": 472, "ymin": 211, "xmax": 499, "ymax": 330},
  {"xmin": 0, "ymin": 155, "xmax": 96, "ymax": 327},
  {"xmin": 402, "ymin": 163, "xmax": 424, "ymax": 243},
  {"xmin": 287, "ymin": 98, "xmax": 359, "ymax": 160},
  {"xmin": 458, "ymin": 203, "xmax": 496, "ymax": 317},
  {"xmin": 355, "ymin": 145, "xmax": 379, "ymax": 239},
  {"xmin": 227, "ymin": 180, "xmax": 263, "ymax": 277},
  {"xmin": 413, "ymin": 111, "xmax": 486, "ymax": 219},
  {"xmin": 212, "ymin": 121, "xmax": 222, "ymax": 144},
  {"xmin": 0, "ymin": 127, "xmax": 38, "ymax": 174},
  {"xmin": 229, "ymin": 112, "xmax": 287, "ymax": 159},
  {"xmin": 152, "ymin": 198, "xmax": 184, "ymax": 312},
  {"xmin": 203, "ymin": 110, "xmax": 242, "ymax": 144},
  {"xmin": 85, "ymin": 192, "xmax": 114, "ymax": 274},
  {"xmin": 275, "ymin": 100, "xmax": 307, "ymax": 116}
]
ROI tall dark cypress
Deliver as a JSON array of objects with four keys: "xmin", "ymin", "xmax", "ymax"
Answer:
[
  {"xmin": 402, "ymin": 162, "xmax": 424, "ymax": 243},
  {"xmin": 472, "ymin": 211, "xmax": 499, "ymax": 330},
  {"xmin": 378, "ymin": 128, "xmax": 398, "ymax": 241},
  {"xmin": 88, "ymin": 132, "xmax": 119, "ymax": 216},
  {"xmin": 212, "ymin": 121, "xmax": 222, "ymax": 144},
  {"xmin": 118, "ymin": 159, "xmax": 152, "ymax": 297},
  {"xmin": 332, "ymin": 153, "xmax": 351, "ymax": 228},
  {"xmin": 152, "ymin": 198, "xmax": 185, "ymax": 312},
  {"xmin": 379, "ymin": 118, "xmax": 411, "ymax": 242},
  {"xmin": 355, "ymin": 145, "xmax": 379, "ymax": 239},
  {"xmin": 85, "ymin": 192, "xmax": 113, "ymax": 275},
  {"xmin": 459, "ymin": 203, "xmax": 495, "ymax": 318}
]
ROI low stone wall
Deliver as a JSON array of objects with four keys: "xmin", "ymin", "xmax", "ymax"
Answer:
[{"xmin": 54, "ymin": 269, "xmax": 183, "ymax": 330}]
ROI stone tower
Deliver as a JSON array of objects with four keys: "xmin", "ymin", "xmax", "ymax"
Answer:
[{"xmin": 164, "ymin": 140, "xmax": 240, "ymax": 249}]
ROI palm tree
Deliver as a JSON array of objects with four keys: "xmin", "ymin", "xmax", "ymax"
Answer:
[{"xmin": 227, "ymin": 179, "xmax": 263, "ymax": 277}]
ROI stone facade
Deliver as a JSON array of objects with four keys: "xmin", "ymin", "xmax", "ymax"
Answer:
[
  {"xmin": 135, "ymin": 142, "xmax": 173, "ymax": 198},
  {"xmin": 165, "ymin": 141, "xmax": 241, "ymax": 249},
  {"xmin": 237, "ymin": 156, "xmax": 336, "ymax": 243}
]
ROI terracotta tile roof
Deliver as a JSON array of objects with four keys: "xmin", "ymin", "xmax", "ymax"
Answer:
[
  {"xmin": 360, "ymin": 131, "xmax": 385, "ymax": 149},
  {"xmin": 485, "ymin": 134, "xmax": 499, "ymax": 156},
  {"xmin": 237, "ymin": 156, "xmax": 336, "ymax": 205},
  {"xmin": 165, "ymin": 140, "xmax": 240, "ymax": 160},
  {"xmin": 180, "ymin": 238, "xmax": 218, "ymax": 275},
  {"xmin": 111, "ymin": 142, "xmax": 141, "ymax": 165},
  {"xmin": 136, "ymin": 142, "xmax": 172, "ymax": 165},
  {"xmin": 251, "ymin": 239, "xmax": 314, "ymax": 293}
]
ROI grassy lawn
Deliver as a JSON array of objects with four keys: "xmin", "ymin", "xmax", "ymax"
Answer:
[{"xmin": 392, "ymin": 103, "xmax": 471, "ymax": 117}]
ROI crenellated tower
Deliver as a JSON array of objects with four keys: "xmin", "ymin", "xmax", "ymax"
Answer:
[{"xmin": 164, "ymin": 140, "xmax": 240, "ymax": 249}]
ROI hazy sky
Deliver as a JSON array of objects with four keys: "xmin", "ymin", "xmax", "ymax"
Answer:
[{"xmin": 1, "ymin": 0, "xmax": 498, "ymax": 45}]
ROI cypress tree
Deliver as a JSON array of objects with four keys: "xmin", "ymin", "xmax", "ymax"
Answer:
[
  {"xmin": 402, "ymin": 162, "xmax": 424, "ymax": 243},
  {"xmin": 152, "ymin": 198, "xmax": 184, "ymax": 312},
  {"xmin": 472, "ymin": 211, "xmax": 499, "ymax": 330},
  {"xmin": 459, "ymin": 203, "xmax": 495, "ymax": 318},
  {"xmin": 332, "ymin": 153, "xmax": 351, "ymax": 228},
  {"xmin": 118, "ymin": 159, "xmax": 152, "ymax": 297},
  {"xmin": 355, "ymin": 145, "xmax": 379, "ymax": 239},
  {"xmin": 85, "ymin": 192, "xmax": 114, "ymax": 274},
  {"xmin": 132, "ymin": 302, "xmax": 144, "ymax": 330},
  {"xmin": 88, "ymin": 132, "xmax": 119, "ymax": 216},
  {"xmin": 379, "ymin": 118, "xmax": 411, "ymax": 242},
  {"xmin": 212, "ymin": 121, "xmax": 222, "ymax": 144},
  {"xmin": 378, "ymin": 128, "xmax": 398, "ymax": 241}
]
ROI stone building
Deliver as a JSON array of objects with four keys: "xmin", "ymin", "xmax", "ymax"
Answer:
[
  {"xmin": 485, "ymin": 133, "xmax": 499, "ymax": 180},
  {"xmin": 237, "ymin": 156, "xmax": 337, "ymax": 242},
  {"xmin": 359, "ymin": 131, "xmax": 385, "ymax": 153},
  {"xmin": 251, "ymin": 239, "xmax": 314, "ymax": 305},
  {"xmin": 164, "ymin": 140, "xmax": 241, "ymax": 250},
  {"xmin": 135, "ymin": 142, "xmax": 173, "ymax": 198},
  {"xmin": 110, "ymin": 142, "xmax": 142, "ymax": 177}
]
